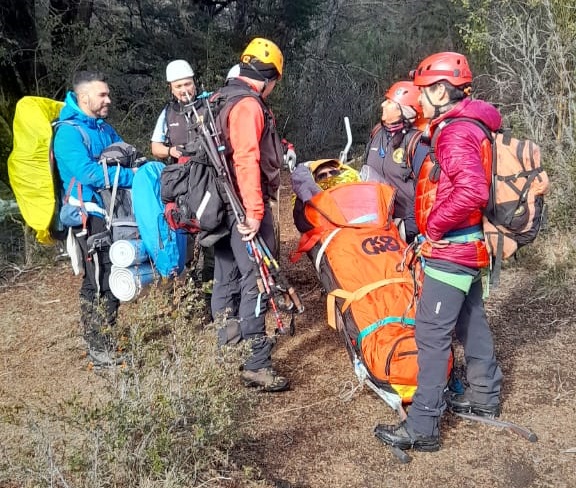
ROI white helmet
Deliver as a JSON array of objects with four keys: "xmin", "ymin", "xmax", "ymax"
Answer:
[
  {"xmin": 166, "ymin": 60, "xmax": 194, "ymax": 83},
  {"xmin": 226, "ymin": 64, "xmax": 240, "ymax": 80}
]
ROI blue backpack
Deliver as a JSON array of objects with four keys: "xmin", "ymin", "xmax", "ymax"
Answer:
[{"xmin": 132, "ymin": 161, "xmax": 187, "ymax": 278}]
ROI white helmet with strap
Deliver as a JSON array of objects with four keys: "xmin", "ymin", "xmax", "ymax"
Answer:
[{"xmin": 166, "ymin": 60, "xmax": 194, "ymax": 83}]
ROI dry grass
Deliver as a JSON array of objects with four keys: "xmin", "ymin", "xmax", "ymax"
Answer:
[
  {"xmin": 1, "ymin": 174, "xmax": 575, "ymax": 488},
  {"xmin": 0, "ymin": 271, "xmax": 272, "ymax": 487}
]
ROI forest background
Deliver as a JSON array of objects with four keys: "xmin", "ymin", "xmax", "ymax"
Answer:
[
  {"xmin": 1, "ymin": 1, "xmax": 576, "ymax": 487},
  {"xmin": 1, "ymin": 0, "xmax": 575, "ymax": 221}
]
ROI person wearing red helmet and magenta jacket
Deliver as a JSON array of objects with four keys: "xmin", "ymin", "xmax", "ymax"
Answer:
[{"xmin": 374, "ymin": 52, "xmax": 503, "ymax": 452}]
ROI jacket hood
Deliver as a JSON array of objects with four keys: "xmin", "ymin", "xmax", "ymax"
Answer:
[
  {"xmin": 59, "ymin": 91, "xmax": 102, "ymax": 129},
  {"xmin": 436, "ymin": 98, "xmax": 502, "ymax": 132}
]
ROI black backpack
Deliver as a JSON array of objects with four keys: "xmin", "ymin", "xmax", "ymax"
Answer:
[
  {"xmin": 97, "ymin": 142, "xmax": 146, "ymax": 243},
  {"xmin": 161, "ymin": 150, "xmax": 230, "ymax": 247},
  {"xmin": 160, "ymin": 85, "xmax": 260, "ymax": 246}
]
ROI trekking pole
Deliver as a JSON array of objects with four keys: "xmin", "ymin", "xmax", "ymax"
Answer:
[
  {"xmin": 189, "ymin": 101, "xmax": 304, "ymax": 326},
  {"xmin": 247, "ymin": 240, "xmax": 287, "ymax": 333},
  {"xmin": 253, "ymin": 234, "xmax": 304, "ymax": 313},
  {"xmin": 189, "ymin": 104, "xmax": 248, "ymax": 225}
]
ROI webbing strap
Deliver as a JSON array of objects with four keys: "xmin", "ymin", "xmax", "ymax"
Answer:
[
  {"xmin": 315, "ymin": 228, "xmax": 341, "ymax": 273},
  {"xmin": 357, "ymin": 316, "xmax": 416, "ymax": 346},
  {"xmin": 64, "ymin": 177, "xmax": 76, "ymax": 203},
  {"xmin": 102, "ymin": 160, "xmax": 110, "ymax": 189},
  {"xmin": 490, "ymin": 231, "xmax": 505, "ymax": 287},
  {"xmin": 445, "ymin": 230, "xmax": 484, "ymax": 243},
  {"xmin": 63, "ymin": 178, "xmax": 88, "ymax": 232},
  {"xmin": 444, "ymin": 224, "xmax": 482, "ymax": 237},
  {"xmin": 326, "ymin": 277, "xmax": 412, "ymax": 329},
  {"xmin": 76, "ymin": 182, "xmax": 88, "ymax": 231}
]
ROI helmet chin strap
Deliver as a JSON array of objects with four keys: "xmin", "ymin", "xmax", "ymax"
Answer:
[
  {"xmin": 245, "ymin": 63, "xmax": 271, "ymax": 94},
  {"xmin": 261, "ymin": 78, "xmax": 271, "ymax": 94},
  {"xmin": 422, "ymin": 87, "xmax": 453, "ymax": 119}
]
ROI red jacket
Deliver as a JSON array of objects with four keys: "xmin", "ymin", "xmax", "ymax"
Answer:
[
  {"xmin": 417, "ymin": 98, "xmax": 502, "ymax": 268},
  {"xmin": 222, "ymin": 78, "xmax": 283, "ymax": 221}
]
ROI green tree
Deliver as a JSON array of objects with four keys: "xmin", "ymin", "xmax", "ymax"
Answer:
[{"xmin": 455, "ymin": 0, "xmax": 576, "ymax": 228}]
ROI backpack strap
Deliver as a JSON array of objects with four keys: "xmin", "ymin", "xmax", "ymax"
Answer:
[
  {"xmin": 410, "ymin": 141, "xmax": 429, "ymax": 181},
  {"xmin": 163, "ymin": 101, "xmax": 174, "ymax": 146},
  {"xmin": 50, "ymin": 120, "xmax": 92, "ymax": 237},
  {"xmin": 430, "ymin": 117, "xmax": 497, "ymax": 204},
  {"xmin": 52, "ymin": 120, "xmax": 91, "ymax": 154},
  {"xmin": 326, "ymin": 278, "xmax": 414, "ymax": 329},
  {"xmin": 51, "ymin": 120, "xmax": 92, "ymax": 185},
  {"xmin": 404, "ymin": 129, "xmax": 421, "ymax": 161},
  {"xmin": 488, "ymin": 230, "xmax": 505, "ymax": 287},
  {"xmin": 430, "ymin": 117, "xmax": 493, "ymax": 163},
  {"xmin": 403, "ymin": 130, "xmax": 425, "ymax": 180},
  {"xmin": 369, "ymin": 123, "xmax": 381, "ymax": 140}
]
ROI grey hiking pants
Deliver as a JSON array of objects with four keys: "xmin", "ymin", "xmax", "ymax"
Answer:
[
  {"xmin": 212, "ymin": 206, "xmax": 277, "ymax": 371},
  {"xmin": 406, "ymin": 273, "xmax": 503, "ymax": 437}
]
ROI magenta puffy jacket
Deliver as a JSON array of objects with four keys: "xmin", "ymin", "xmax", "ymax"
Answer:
[{"xmin": 424, "ymin": 98, "xmax": 502, "ymax": 267}]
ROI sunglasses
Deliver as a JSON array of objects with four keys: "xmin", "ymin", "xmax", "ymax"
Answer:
[{"xmin": 315, "ymin": 168, "xmax": 341, "ymax": 181}]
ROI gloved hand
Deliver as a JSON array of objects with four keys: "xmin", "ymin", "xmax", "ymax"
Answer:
[
  {"xmin": 282, "ymin": 139, "xmax": 297, "ymax": 172},
  {"xmin": 284, "ymin": 148, "xmax": 297, "ymax": 172},
  {"xmin": 291, "ymin": 163, "xmax": 321, "ymax": 202}
]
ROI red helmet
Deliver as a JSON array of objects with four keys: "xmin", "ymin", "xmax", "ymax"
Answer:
[
  {"xmin": 411, "ymin": 52, "xmax": 472, "ymax": 87},
  {"xmin": 385, "ymin": 81, "xmax": 423, "ymax": 115}
]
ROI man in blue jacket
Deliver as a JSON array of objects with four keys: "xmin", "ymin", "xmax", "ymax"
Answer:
[{"xmin": 54, "ymin": 71, "xmax": 136, "ymax": 367}]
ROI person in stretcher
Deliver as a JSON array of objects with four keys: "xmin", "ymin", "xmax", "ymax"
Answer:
[{"xmin": 290, "ymin": 157, "xmax": 445, "ymax": 414}]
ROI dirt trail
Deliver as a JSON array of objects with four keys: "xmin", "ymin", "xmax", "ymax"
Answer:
[
  {"xmin": 1, "ymin": 174, "xmax": 575, "ymax": 488},
  {"xmin": 235, "ymin": 177, "xmax": 576, "ymax": 488}
]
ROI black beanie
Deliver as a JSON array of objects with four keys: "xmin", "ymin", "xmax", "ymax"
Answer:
[{"xmin": 239, "ymin": 61, "xmax": 279, "ymax": 81}]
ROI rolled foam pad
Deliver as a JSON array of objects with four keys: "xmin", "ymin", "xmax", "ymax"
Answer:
[
  {"xmin": 109, "ymin": 263, "xmax": 155, "ymax": 302},
  {"xmin": 109, "ymin": 239, "xmax": 149, "ymax": 268}
]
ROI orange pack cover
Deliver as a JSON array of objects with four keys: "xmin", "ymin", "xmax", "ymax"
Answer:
[{"xmin": 295, "ymin": 182, "xmax": 421, "ymax": 402}]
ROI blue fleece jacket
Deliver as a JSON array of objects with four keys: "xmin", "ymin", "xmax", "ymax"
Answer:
[{"xmin": 53, "ymin": 91, "xmax": 134, "ymax": 210}]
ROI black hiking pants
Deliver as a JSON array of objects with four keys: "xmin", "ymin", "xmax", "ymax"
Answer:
[
  {"xmin": 74, "ymin": 215, "xmax": 119, "ymax": 349},
  {"xmin": 406, "ymin": 272, "xmax": 503, "ymax": 437},
  {"xmin": 212, "ymin": 206, "xmax": 277, "ymax": 371}
]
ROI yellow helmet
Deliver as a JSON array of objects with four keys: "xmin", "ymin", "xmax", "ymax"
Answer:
[{"xmin": 241, "ymin": 38, "xmax": 284, "ymax": 78}]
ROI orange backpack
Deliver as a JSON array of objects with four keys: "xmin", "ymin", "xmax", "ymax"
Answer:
[
  {"xmin": 294, "ymin": 182, "xmax": 434, "ymax": 402},
  {"xmin": 430, "ymin": 118, "xmax": 550, "ymax": 285}
]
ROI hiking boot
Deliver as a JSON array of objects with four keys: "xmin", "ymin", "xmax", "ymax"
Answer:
[
  {"xmin": 241, "ymin": 367, "xmax": 290, "ymax": 393},
  {"xmin": 374, "ymin": 421, "xmax": 440, "ymax": 452},
  {"xmin": 447, "ymin": 390, "xmax": 501, "ymax": 418}
]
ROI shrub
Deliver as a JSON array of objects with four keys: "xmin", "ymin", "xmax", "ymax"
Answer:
[{"xmin": 0, "ymin": 278, "xmax": 269, "ymax": 487}]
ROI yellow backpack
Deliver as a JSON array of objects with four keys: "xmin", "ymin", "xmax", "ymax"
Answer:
[{"xmin": 8, "ymin": 97, "xmax": 64, "ymax": 244}]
